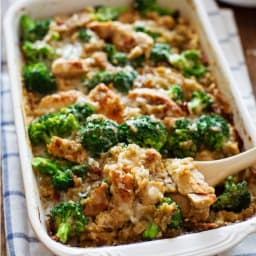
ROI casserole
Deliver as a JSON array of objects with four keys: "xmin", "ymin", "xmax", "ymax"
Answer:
[{"xmin": 4, "ymin": 0, "xmax": 256, "ymax": 255}]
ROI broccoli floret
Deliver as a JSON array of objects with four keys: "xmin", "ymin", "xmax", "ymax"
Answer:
[
  {"xmin": 131, "ymin": 55, "xmax": 145, "ymax": 68},
  {"xmin": 64, "ymin": 102, "xmax": 95, "ymax": 123},
  {"xmin": 20, "ymin": 15, "xmax": 50, "ymax": 42},
  {"xmin": 70, "ymin": 163, "xmax": 89, "ymax": 178},
  {"xmin": 134, "ymin": 25, "xmax": 159, "ymax": 40},
  {"xmin": 158, "ymin": 197, "xmax": 183, "ymax": 229},
  {"xmin": 93, "ymin": 6, "xmax": 126, "ymax": 21},
  {"xmin": 133, "ymin": 0, "xmax": 176, "ymax": 16},
  {"xmin": 143, "ymin": 223, "xmax": 160, "ymax": 240},
  {"xmin": 188, "ymin": 91, "xmax": 213, "ymax": 115},
  {"xmin": 167, "ymin": 84, "xmax": 183, "ymax": 104},
  {"xmin": 22, "ymin": 41, "xmax": 56, "ymax": 63},
  {"xmin": 167, "ymin": 118, "xmax": 199, "ymax": 158},
  {"xmin": 84, "ymin": 71, "xmax": 114, "ymax": 90},
  {"xmin": 169, "ymin": 50, "xmax": 207, "ymax": 78},
  {"xmin": 32, "ymin": 157, "xmax": 73, "ymax": 190},
  {"xmin": 196, "ymin": 114, "xmax": 229, "ymax": 150},
  {"xmin": 212, "ymin": 176, "xmax": 251, "ymax": 213},
  {"xmin": 50, "ymin": 201, "xmax": 87, "ymax": 243},
  {"xmin": 103, "ymin": 44, "xmax": 128, "ymax": 66},
  {"xmin": 79, "ymin": 117, "xmax": 119, "ymax": 155},
  {"xmin": 112, "ymin": 70, "xmax": 137, "ymax": 93},
  {"xmin": 28, "ymin": 111, "xmax": 79, "ymax": 145},
  {"xmin": 84, "ymin": 69, "xmax": 137, "ymax": 93},
  {"xmin": 150, "ymin": 43, "xmax": 171, "ymax": 63},
  {"xmin": 23, "ymin": 62, "xmax": 57, "ymax": 94},
  {"xmin": 77, "ymin": 29, "xmax": 92, "ymax": 42},
  {"xmin": 119, "ymin": 115, "xmax": 168, "ymax": 151}
]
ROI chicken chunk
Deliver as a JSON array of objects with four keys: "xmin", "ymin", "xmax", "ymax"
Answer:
[
  {"xmin": 34, "ymin": 90, "xmax": 86, "ymax": 116},
  {"xmin": 84, "ymin": 183, "xmax": 109, "ymax": 216},
  {"xmin": 47, "ymin": 136, "xmax": 88, "ymax": 163},
  {"xmin": 88, "ymin": 21, "xmax": 153, "ymax": 58},
  {"xmin": 128, "ymin": 88, "xmax": 184, "ymax": 119},
  {"xmin": 88, "ymin": 84, "xmax": 124, "ymax": 123}
]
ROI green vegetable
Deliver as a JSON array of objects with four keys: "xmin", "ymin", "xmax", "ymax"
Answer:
[
  {"xmin": 50, "ymin": 201, "xmax": 87, "ymax": 243},
  {"xmin": 103, "ymin": 44, "xmax": 128, "ymax": 66},
  {"xmin": 28, "ymin": 111, "xmax": 79, "ymax": 145},
  {"xmin": 119, "ymin": 115, "xmax": 168, "ymax": 151},
  {"xmin": 143, "ymin": 223, "xmax": 160, "ymax": 240},
  {"xmin": 168, "ymin": 118, "xmax": 199, "ymax": 158},
  {"xmin": 79, "ymin": 117, "xmax": 119, "ymax": 155},
  {"xmin": 134, "ymin": 25, "xmax": 159, "ymax": 40},
  {"xmin": 212, "ymin": 176, "xmax": 251, "ymax": 213},
  {"xmin": 169, "ymin": 50, "xmax": 207, "ymax": 78},
  {"xmin": 150, "ymin": 43, "xmax": 171, "ymax": 63},
  {"xmin": 133, "ymin": 0, "xmax": 177, "ymax": 16},
  {"xmin": 167, "ymin": 84, "xmax": 183, "ymax": 104},
  {"xmin": 93, "ymin": 6, "xmax": 126, "ymax": 21},
  {"xmin": 70, "ymin": 163, "xmax": 89, "ymax": 178},
  {"xmin": 188, "ymin": 91, "xmax": 213, "ymax": 115},
  {"xmin": 23, "ymin": 62, "xmax": 56, "ymax": 94},
  {"xmin": 159, "ymin": 197, "xmax": 183, "ymax": 229},
  {"xmin": 78, "ymin": 29, "xmax": 92, "ymax": 42},
  {"xmin": 64, "ymin": 102, "xmax": 95, "ymax": 123},
  {"xmin": 196, "ymin": 114, "xmax": 229, "ymax": 150},
  {"xmin": 84, "ymin": 71, "xmax": 114, "ymax": 90},
  {"xmin": 32, "ymin": 157, "xmax": 73, "ymax": 190},
  {"xmin": 22, "ymin": 41, "xmax": 56, "ymax": 63},
  {"xmin": 131, "ymin": 55, "xmax": 145, "ymax": 68},
  {"xmin": 84, "ymin": 69, "xmax": 137, "ymax": 93},
  {"xmin": 20, "ymin": 15, "xmax": 50, "ymax": 42}
]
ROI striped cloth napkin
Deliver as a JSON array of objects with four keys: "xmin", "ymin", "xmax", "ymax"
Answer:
[{"xmin": 1, "ymin": 0, "xmax": 256, "ymax": 255}]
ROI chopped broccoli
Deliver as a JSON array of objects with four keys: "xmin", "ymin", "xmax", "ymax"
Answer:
[
  {"xmin": 32, "ymin": 157, "xmax": 73, "ymax": 190},
  {"xmin": 79, "ymin": 117, "xmax": 119, "ymax": 155},
  {"xmin": 167, "ymin": 84, "xmax": 183, "ymax": 104},
  {"xmin": 196, "ymin": 114, "xmax": 229, "ymax": 150},
  {"xmin": 84, "ymin": 71, "xmax": 114, "ymax": 90},
  {"xmin": 143, "ymin": 223, "xmax": 160, "ymax": 240},
  {"xmin": 84, "ymin": 69, "xmax": 137, "ymax": 93},
  {"xmin": 119, "ymin": 115, "xmax": 168, "ymax": 151},
  {"xmin": 134, "ymin": 25, "xmax": 159, "ymax": 40},
  {"xmin": 23, "ymin": 62, "xmax": 57, "ymax": 94},
  {"xmin": 64, "ymin": 102, "xmax": 95, "ymax": 123},
  {"xmin": 133, "ymin": 0, "xmax": 177, "ymax": 16},
  {"xmin": 50, "ymin": 201, "xmax": 87, "ymax": 243},
  {"xmin": 28, "ymin": 111, "xmax": 79, "ymax": 145},
  {"xmin": 22, "ymin": 41, "xmax": 56, "ymax": 63},
  {"xmin": 70, "ymin": 163, "xmax": 89, "ymax": 178},
  {"xmin": 158, "ymin": 197, "xmax": 183, "ymax": 229},
  {"xmin": 188, "ymin": 91, "xmax": 213, "ymax": 115},
  {"xmin": 131, "ymin": 55, "xmax": 145, "ymax": 68},
  {"xmin": 167, "ymin": 118, "xmax": 199, "ymax": 158},
  {"xmin": 169, "ymin": 50, "xmax": 207, "ymax": 78},
  {"xmin": 93, "ymin": 6, "xmax": 126, "ymax": 21},
  {"xmin": 77, "ymin": 29, "xmax": 92, "ymax": 42},
  {"xmin": 112, "ymin": 70, "xmax": 137, "ymax": 93},
  {"xmin": 150, "ymin": 43, "xmax": 171, "ymax": 63},
  {"xmin": 103, "ymin": 44, "xmax": 128, "ymax": 66},
  {"xmin": 212, "ymin": 176, "xmax": 251, "ymax": 213},
  {"xmin": 20, "ymin": 15, "xmax": 50, "ymax": 42}
]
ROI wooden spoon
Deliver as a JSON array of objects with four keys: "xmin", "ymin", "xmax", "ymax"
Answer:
[{"xmin": 195, "ymin": 147, "xmax": 256, "ymax": 186}]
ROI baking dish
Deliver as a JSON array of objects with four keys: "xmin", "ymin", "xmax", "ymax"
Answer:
[{"xmin": 4, "ymin": 0, "xmax": 256, "ymax": 255}]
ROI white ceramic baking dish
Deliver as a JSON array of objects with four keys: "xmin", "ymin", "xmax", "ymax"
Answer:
[{"xmin": 4, "ymin": 0, "xmax": 256, "ymax": 255}]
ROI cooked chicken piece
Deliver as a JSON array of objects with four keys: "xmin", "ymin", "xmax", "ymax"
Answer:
[
  {"xmin": 91, "ymin": 52, "xmax": 115, "ymax": 71},
  {"xmin": 84, "ymin": 183, "xmax": 109, "ymax": 216},
  {"xmin": 128, "ymin": 88, "xmax": 184, "ymax": 119},
  {"xmin": 52, "ymin": 58, "xmax": 95, "ymax": 77},
  {"xmin": 51, "ymin": 11, "xmax": 92, "ymax": 32},
  {"xmin": 34, "ymin": 90, "xmax": 86, "ymax": 116},
  {"xmin": 88, "ymin": 21, "xmax": 153, "ymax": 58},
  {"xmin": 47, "ymin": 136, "xmax": 88, "ymax": 163},
  {"xmin": 165, "ymin": 158, "xmax": 216, "ymax": 221},
  {"xmin": 88, "ymin": 84, "xmax": 124, "ymax": 123},
  {"xmin": 138, "ymin": 180, "xmax": 164, "ymax": 205}
]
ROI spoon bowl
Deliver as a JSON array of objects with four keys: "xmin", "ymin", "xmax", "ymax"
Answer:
[{"xmin": 195, "ymin": 147, "xmax": 256, "ymax": 186}]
